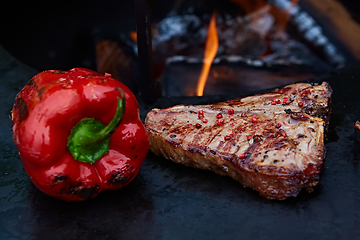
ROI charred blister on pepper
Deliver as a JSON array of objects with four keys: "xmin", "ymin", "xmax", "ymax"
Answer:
[
  {"xmin": 52, "ymin": 175, "xmax": 100, "ymax": 200},
  {"xmin": 106, "ymin": 169, "xmax": 135, "ymax": 186}
]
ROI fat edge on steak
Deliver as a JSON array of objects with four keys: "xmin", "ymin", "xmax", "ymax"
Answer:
[{"xmin": 145, "ymin": 82, "xmax": 332, "ymax": 200}]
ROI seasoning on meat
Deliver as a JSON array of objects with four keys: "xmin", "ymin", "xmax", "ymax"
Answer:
[
  {"xmin": 355, "ymin": 120, "xmax": 360, "ymax": 132},
  {"xmin": 145, "ymin": 82, "xmax": 332, "ymax": 200}
]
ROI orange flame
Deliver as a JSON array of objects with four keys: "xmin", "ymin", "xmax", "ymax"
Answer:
[
  {"xmin": 130, "ymin": 31, "xmax": 138, "ymax": 42},
  {"xmin": 196, "ymin": 11, "xmax": 219, "ymax": 96}
]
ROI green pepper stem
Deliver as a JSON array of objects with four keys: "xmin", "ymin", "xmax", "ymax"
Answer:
[
  {"xmin": 67, "ymin": 91, "xmax": 125, "ymax": 164},
  {"xmin": 94, "ymin": 93, "xmax": 125, "ymax": 142}
]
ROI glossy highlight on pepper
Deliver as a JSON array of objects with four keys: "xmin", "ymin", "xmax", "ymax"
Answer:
[{"xmin": 11, "ymin": 68, "xmax": 149, "ymax": 201}]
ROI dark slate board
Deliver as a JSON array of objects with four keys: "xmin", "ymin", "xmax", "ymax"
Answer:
[{"xmin": 1, "ymin": 44, "xmax": 360, "ymax": 240}]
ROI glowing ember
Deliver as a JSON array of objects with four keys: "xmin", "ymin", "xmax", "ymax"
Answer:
[{"xmin": 196, "ymin": 11, "xmax": 219, "ymax": 96}]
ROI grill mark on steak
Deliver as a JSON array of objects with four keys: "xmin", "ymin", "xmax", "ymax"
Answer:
[{"xmin": 145, "ymin": 82, "xmax": 332, "ymax": 200}]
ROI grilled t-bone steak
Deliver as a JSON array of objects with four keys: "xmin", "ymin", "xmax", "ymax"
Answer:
[{"xmin": 145, "ymin": 82, "xmax": 332, "ymax": 200}]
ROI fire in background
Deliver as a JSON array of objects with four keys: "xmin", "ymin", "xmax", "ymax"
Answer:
[{"xmin": 96, "ymin": 0, "xmax": 360, "ymax": 96}]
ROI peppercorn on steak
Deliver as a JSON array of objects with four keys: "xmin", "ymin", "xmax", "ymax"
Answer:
[{"xmin": 145, "ymin": 82, "xmax": 332, "ymax": 200}]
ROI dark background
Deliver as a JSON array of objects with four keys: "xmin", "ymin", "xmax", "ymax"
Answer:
[
  {"xmin": 0, "ymin": 0, "xmax": 136, "ymax": 72},
  {"xmin": 1, "ymin": 1, "xmax": 360, "ymax": 240},
  {"xmin": 0, "ymin": 0, "xmax": 359, "ymax": 72}
]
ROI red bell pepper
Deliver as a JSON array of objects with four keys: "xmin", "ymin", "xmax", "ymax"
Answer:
[{"xmin": 11, "ymin": 68, "xmax": 149, "ymax": 201}]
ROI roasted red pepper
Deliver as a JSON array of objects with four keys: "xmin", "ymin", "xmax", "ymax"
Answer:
[{"xmin": 11, "ymin": 68, "xmax": 149, "ymax": 201}]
